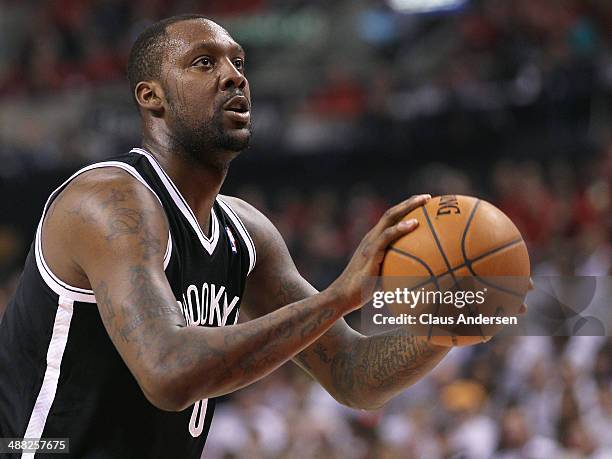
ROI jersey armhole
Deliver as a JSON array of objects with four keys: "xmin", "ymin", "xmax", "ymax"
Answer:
[
  {"xmin": 216, "ymin": 197, "xmax": 257, "ymax": 276},
  {"xmin": 35, "ymin": 162, "xmax": 173, "ymax": 304}
]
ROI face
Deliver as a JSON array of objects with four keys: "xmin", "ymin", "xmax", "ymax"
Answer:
[{"xmin": 160, "ymin": 19, "xmax": 252, "ymax": 159}]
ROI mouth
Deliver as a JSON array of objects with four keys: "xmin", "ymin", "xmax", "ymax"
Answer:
[
  {"xmin": 223, "ymin": 95, "xmax": 250, "ymax": 113},
  {"xmin": 222, "ymin": 95, "xmax": 250, "ymax": 125}
]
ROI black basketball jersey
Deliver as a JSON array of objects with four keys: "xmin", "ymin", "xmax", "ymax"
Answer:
[{"xmin": 0, "ymin": 147, "xmax": 256, "ymax": 458}]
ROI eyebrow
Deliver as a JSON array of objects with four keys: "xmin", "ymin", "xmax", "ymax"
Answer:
[{"xmin": 186, "ymin": 41, "xmax": 245, "ymax": 57}]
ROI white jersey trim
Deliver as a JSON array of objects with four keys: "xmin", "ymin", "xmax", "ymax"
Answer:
[
  {"xmin": 35, "ymin": 161, "xmax": 173, "ymax": 304},
  {"xmin": 131, "ymin": 148, "xmax": 220, "ymax": 256},
  {"xmin": 21, "ymin": 296, "xmax": 74, "ymax": 459},
  {"xmin": 216, "ymin": 197, "xmax": 257, "ymax": 276}
]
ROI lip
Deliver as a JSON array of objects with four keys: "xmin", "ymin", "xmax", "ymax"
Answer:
[
  {"xmin": 223, "ymin": 95, "xmax": 250, "ymax": 113},
  {"xmin": 223, "ymin": 109, "xmax": 250, "ymax": 124}
]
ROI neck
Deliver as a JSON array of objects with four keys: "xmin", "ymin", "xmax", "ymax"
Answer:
[{"xmin": 142, "ymin": 128, "xmax": 236, "ymax": 231}]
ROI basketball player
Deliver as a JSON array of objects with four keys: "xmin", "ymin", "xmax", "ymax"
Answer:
[{"xmin": 0, "ymin": 15, "xmax": 451, "ymax": 458}]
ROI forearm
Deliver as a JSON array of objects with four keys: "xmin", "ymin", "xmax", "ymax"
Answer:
[
  {"xmin": 224, "ymin": 193, "xmax": 439, "ymax": 411},
  {"xmin": 158, "ymin": 290, "xmax": 342, "ymax": 408},
  {"xmin": 328, "ymin": 328, "xmax": 449, "ymax": 410}
]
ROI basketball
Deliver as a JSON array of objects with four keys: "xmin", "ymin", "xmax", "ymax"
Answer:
[{"xmin": 381, "ymin": 195, "xmax": 531, "ymax": 346}]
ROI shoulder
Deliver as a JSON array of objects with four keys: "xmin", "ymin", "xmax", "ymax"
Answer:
[
  {"xmin": 68, "ymin": 165, "xmax": 152, "ymax": 192},
  {"xmin": 46, "ymin": 166, "xmax": 169, "ymax": 250},
  {"xmin": 55, "ymin": 166, "xmax": 165, "ymax": 215},
  {"xmin": 42, "ymin": 166, "xmax": 170, "ymax": 286}
]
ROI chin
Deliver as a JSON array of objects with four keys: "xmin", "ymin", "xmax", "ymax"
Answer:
[{"xmin": 221, "ymin": 128, "xmax": 251, "ymax": 152}]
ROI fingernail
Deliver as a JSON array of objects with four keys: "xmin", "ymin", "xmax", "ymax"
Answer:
[
  {"xmin": 423, "ymin": 194, "xmax": 432, "ymax": 200},
  {"xmin": 399, "ymin": 219, "xmax": 418, "ymax": 229}
]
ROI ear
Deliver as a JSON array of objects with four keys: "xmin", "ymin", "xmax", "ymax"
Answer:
[{"xmin": 135, "ymin": 81, "xmax": 165, "ymax": 116}]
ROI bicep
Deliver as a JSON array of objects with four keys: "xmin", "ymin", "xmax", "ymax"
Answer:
[{"xmin": 51, "ymin": 171, "xmax": 184, "ymax": 388}]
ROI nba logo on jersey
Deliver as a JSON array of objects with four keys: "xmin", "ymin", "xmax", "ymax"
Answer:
[{"xmin": 225, "ymin": 226, "xmax": 238, "ymax": 254}]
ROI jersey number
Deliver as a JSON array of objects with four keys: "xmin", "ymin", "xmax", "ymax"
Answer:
[{"xmin": 188, "ymin": 399, "xmax": 208, "ymax": 437}]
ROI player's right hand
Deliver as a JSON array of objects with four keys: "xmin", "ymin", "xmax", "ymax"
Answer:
[{"xmin": 326, "ymin": 194, "xmax": 431, "ymax": 313}]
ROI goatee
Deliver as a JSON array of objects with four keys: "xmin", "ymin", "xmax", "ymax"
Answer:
[{"xmin": 169, "ymin": 104, "xmax": 252, "ymax": 163}]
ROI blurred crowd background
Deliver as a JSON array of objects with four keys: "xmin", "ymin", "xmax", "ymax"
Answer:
[{"xmin": 1, "ymin": 0, "xmax": 612, "ymax": 458}]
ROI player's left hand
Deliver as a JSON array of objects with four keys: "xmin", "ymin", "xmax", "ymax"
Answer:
[{"xmin": 326, "ymin": 194, "xmax": 431, "ymax": 313}]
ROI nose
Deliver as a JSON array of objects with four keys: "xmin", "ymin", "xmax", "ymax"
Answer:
[{"xmin": 219, "ymin": 60, "xmax": 246, "ymax": 91}]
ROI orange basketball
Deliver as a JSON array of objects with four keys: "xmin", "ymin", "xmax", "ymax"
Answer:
[{"xmin": 380, "ymin": 195, "xmax": 530, "ymax": 346}]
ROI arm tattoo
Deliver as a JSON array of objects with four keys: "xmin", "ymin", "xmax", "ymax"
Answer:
[
  {"xmin": 102, "ymin": 192, "xmax": 162, "ymax": 260},
  {"xmin": 330, "ymin": 350, "xmax": 356, "ymax": 398},
  {"xmin": 95, "ymin": 266, "xmax": 184, "ymax": 363},
  {"xmin": 72, "ymin": 185, "xmax": 163, "ymax": 260},
  {"xmin": 140, "ymin": 297, "xmax": 340, "ymax": 400},
  {"xmin": 330, "ymin": 328, "xmax": 443, "ymax": 406},
  {"xmin": 117, "ymin": 267, "xmax": 184, "ymax": 343},
  {"xmin": 96, "ymin": 282, "xmax": 115, "ymax": 322},
  {"xmin": 105, "ymin": 207, "xmax": 145, "ymax": 240},
  {"xmin": 295, "ymin": 350, "xmax": 314, "ymax": 370},
  {"xmin": 299, "ymin": 308, "xmax": 334, "ymax": 339},
  {"xmin": 313, "ymin": 343, "xmax": 331, "ymax": 364},
  {"xmin": 356, "ymin": 331, "xmax": 434, "ymax": 390},
  {"xmin": 221, "ymin": 302, "xmax": 336, "ymax": 378},
  {"xmin": 276, "ymin": 277, "xmax": 305, "ymax": 305}
]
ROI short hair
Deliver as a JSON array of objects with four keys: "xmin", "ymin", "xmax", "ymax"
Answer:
[{"xmin": 127, "ymin": 14, "xmax": 209, "ymax": 110}]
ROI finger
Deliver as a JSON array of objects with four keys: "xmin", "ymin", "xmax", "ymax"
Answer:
[
  {"xmin": 519, "ymin": 303, "xmax": 528, "ymax": 315},
  {"xmin": 374, "ymin": 194, "xmax": 431, "ymax": 234},
  {"xmin": 375, "ymin": 218, "xmax": 419, "ymax": 254}
]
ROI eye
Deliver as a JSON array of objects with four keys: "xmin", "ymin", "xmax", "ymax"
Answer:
[
  {"xmin": 192, "ymin": 56, "xmax": 213, "ymax": 68},
  {"xmin": 233, "ymin": 58, "xmax": 245, "ymax": 71}
]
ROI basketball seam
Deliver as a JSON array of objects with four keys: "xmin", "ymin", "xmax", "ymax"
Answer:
[
  {"xmin": 387, "ymin": 247, "xmax": 441, "ymax": 341},
  {"xmin": 460, "ymin": 200, "xmax": 525, "ymax": 298},
  {"xmin": 390, "ymin": 238, "xmax": 524, "ymax": 281},
  {"xmin": 422, "ymin": 205, "xmax": 458, "ymax": 287},
  {"xmin": 469, "ymin": 238, "xmax": 524, "ymax": 265},
  {"xmin": 423, "ymin": 202, "xmax": 484, "ymax": 339},
  {"xmin": 460, "ymin": 199, "xmax": 481, "ymax": 272},
  {"xmin": 457, "ymin": 199, "xmax": 488, "ymax": 338},
  {"xmin": 388, "ymin": 247, "xmax": 438, "ymax": 288}
]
